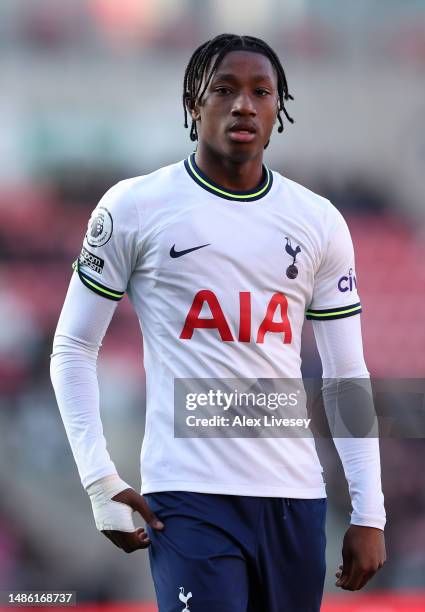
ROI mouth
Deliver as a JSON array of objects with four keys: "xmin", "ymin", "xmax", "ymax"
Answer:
[{"xmin": 228, "ymin": 123, "xmax": 257, "ymax": 143}]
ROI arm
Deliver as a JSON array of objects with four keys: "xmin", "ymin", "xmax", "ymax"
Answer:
[
  {"xmin": 50, "ymin": 272, "xmax": 119, "ymax": 488},
  {"xmin": 51, "ymin": 180, "xmax": 164, "ymax": 552},
  {"xmin": 51, "ymin": 274, "xmax": 163, "ymax": 552},
  {"xmin": 312, "ymin": 315, "xmax": 386, "ymax": 590}
]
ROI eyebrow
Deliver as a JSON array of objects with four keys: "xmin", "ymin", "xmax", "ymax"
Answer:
[{"xmin": 212, "ymin": 72, "xmax": 274, "ymax": 84}]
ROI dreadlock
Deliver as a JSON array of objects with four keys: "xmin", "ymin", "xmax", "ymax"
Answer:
[{"xmin": 183, "ymin": 33, "xmax": 294, "ymax": 142}]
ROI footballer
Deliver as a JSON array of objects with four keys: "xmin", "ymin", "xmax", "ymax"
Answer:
[{"xmin": 51, "ymin": 34, "xmax": 386, "ymax": 611}]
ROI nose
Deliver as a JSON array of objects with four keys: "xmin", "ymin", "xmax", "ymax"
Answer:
[{"xmin": 231, "ymin": 91, "xmax": 257, "ymax": 117}]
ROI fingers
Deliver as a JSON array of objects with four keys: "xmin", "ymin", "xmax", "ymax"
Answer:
[
  {"xmin": 134, "ymin": 496, "xmax": 165, "ymax": 531},
  {"xmin": 111, "ymin": 489, "xmax": 164, "ymax": 531},
  {"xmin": 336, "ymin": 525, "xmax": 386, "ymax": 591},
  {"xmin": 99, "ymin": 489, "xmax": 164, "ymax": 553},
  {"xmin": 340, "ymin": 567, "xmax": 376, "ymax": 591},
  {"xmin": 335, "ymin": 552, "xmax": 353, "ymax": 589},
  {"xmin": 335, "ymin": 560, "xmax": 381, "ymax": 590},
  {"xmin": 101, "ymin": 527, "xmax": 152, "ymax": 553}
]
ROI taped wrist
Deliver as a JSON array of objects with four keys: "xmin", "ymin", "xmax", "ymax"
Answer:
[{"xmin": 86, "ymin": 474, "xmax": 136, "ymax": 532}]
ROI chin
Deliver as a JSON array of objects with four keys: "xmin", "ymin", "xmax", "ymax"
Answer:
[{"xmin": 223, "ymin": 143, "xmax": 262, "ymax": 164}]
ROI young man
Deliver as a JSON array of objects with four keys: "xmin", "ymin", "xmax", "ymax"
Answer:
[{"xmin": 51, "ymin": 34, "xmax": 386, "ymax": 612}]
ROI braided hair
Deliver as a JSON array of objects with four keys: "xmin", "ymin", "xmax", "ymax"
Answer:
[{"xmin": 183, "ymin": 33, "xmax": 294, "ymax": 142}]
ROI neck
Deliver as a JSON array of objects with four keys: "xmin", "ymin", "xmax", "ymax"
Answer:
[{"xmin": 195, "ymin": 143, "xmax": 265, "ymax": 192}]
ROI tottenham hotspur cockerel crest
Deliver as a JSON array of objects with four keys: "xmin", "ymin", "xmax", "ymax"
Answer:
[
  {"xmin": 178, "ymin": 586, "xmax": 192, "ymax": 611},
  {"xmin": 284, "ymin": 237, "xmax": 301, "ymax": 279}
]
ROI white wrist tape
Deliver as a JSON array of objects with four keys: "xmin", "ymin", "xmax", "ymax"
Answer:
[{"xmin": 86, "ymin": 474, "xmax": 136, "ymax": 532}]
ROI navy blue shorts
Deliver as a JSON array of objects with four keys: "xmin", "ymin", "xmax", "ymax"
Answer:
[{"xmin": 145, "ymin": 492, "xmax": 326, "ymax": 612}]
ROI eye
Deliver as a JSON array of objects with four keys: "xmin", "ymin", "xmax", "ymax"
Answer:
[
  {"xmin": 256, "ymin": 88, "xmax": 270, "ymax": 96},
  {"xmin": 214, "ymin": 86, "xmax": 231, "ymax": 95}
]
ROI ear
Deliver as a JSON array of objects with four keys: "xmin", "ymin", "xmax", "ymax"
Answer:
[
  {"xmin": 191, "ymin": 103, "xmax": 201, "ymax": 122},
  {"xmin": 187, "ymin": 98, "xmax": 201, "ymax": 122}
]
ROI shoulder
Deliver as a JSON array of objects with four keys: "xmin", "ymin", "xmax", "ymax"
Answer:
[
  {"xmin": 120, "ymin": 160, "xmax": 185, "ymax": 204},
  {"xmin": 272, "ymin": 170, "xmax": 339, "ymax": 219},
  {"xmin": 93, "ymin": 160, "xmax": 185, "ymax": 234},
  {"xmin": 100, "ymin": 160, "xmax": 185, "ymax": 210},
  {"xmin": 272, "ymin": 170, "xmax": 350, "ymax": 238}
]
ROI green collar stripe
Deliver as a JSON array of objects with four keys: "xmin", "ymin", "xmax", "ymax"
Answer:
[{"xmin": 185, "ymin": 154, "xmax": 273, "ymax": 202}]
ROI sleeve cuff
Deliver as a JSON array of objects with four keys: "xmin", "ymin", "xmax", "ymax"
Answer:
[
  {"xmin": 350, "ymin": 514, "xmax": 386, "ymax": 531},
  {"xmin": 72, "ymin": 259, "xmax": 125, "ymax": 302},
  {"xmin": 306, "ymin": 302, "xmax": 362, "ymax": 320}
]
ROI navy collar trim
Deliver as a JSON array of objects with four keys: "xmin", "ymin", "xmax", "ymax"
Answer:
[{"xmin": 184, "ymin": 153, "xmax": 273, "ymax": 202}]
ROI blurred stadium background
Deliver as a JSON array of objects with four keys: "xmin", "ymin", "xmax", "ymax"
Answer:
[{"xmin": 0, "ymin": 0, "xmax": 424, "ymax": 610}]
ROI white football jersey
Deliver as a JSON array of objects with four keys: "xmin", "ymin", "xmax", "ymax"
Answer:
[{"xmin": 76, "ymin": 154, "xmax": 361, "ymax": 498}]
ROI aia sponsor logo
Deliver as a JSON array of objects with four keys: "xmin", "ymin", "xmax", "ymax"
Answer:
[{"xmin": 180, "ymin": 291, "xmax": 292, "ymax": 344}]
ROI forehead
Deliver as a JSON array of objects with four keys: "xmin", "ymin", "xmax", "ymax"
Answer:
[{"xmin": 211, "ymin": 49, "xmax": 277, "ymax": 84}]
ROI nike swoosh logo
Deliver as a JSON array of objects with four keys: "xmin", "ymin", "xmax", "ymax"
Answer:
[{"xmin": 170, "ymin": 243, "xmax": 210, "ymax": 258}]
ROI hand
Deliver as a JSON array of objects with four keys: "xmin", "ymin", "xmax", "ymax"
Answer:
[
  {"xmin": 335, "ymin": 525, "xmax": 386, "ymax": 591},
  {"xmin": 102, "ymin": 487, "xmax": 164, "ymax": 553},
  {"xmin": 87, "ymin": 475, "xmax": 164, "ymax": 554}
]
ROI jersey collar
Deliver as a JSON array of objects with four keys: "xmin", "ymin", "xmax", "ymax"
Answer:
[{"xmin": 184, "ymin": 153, "xmax": 273, "ymax": 202}]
